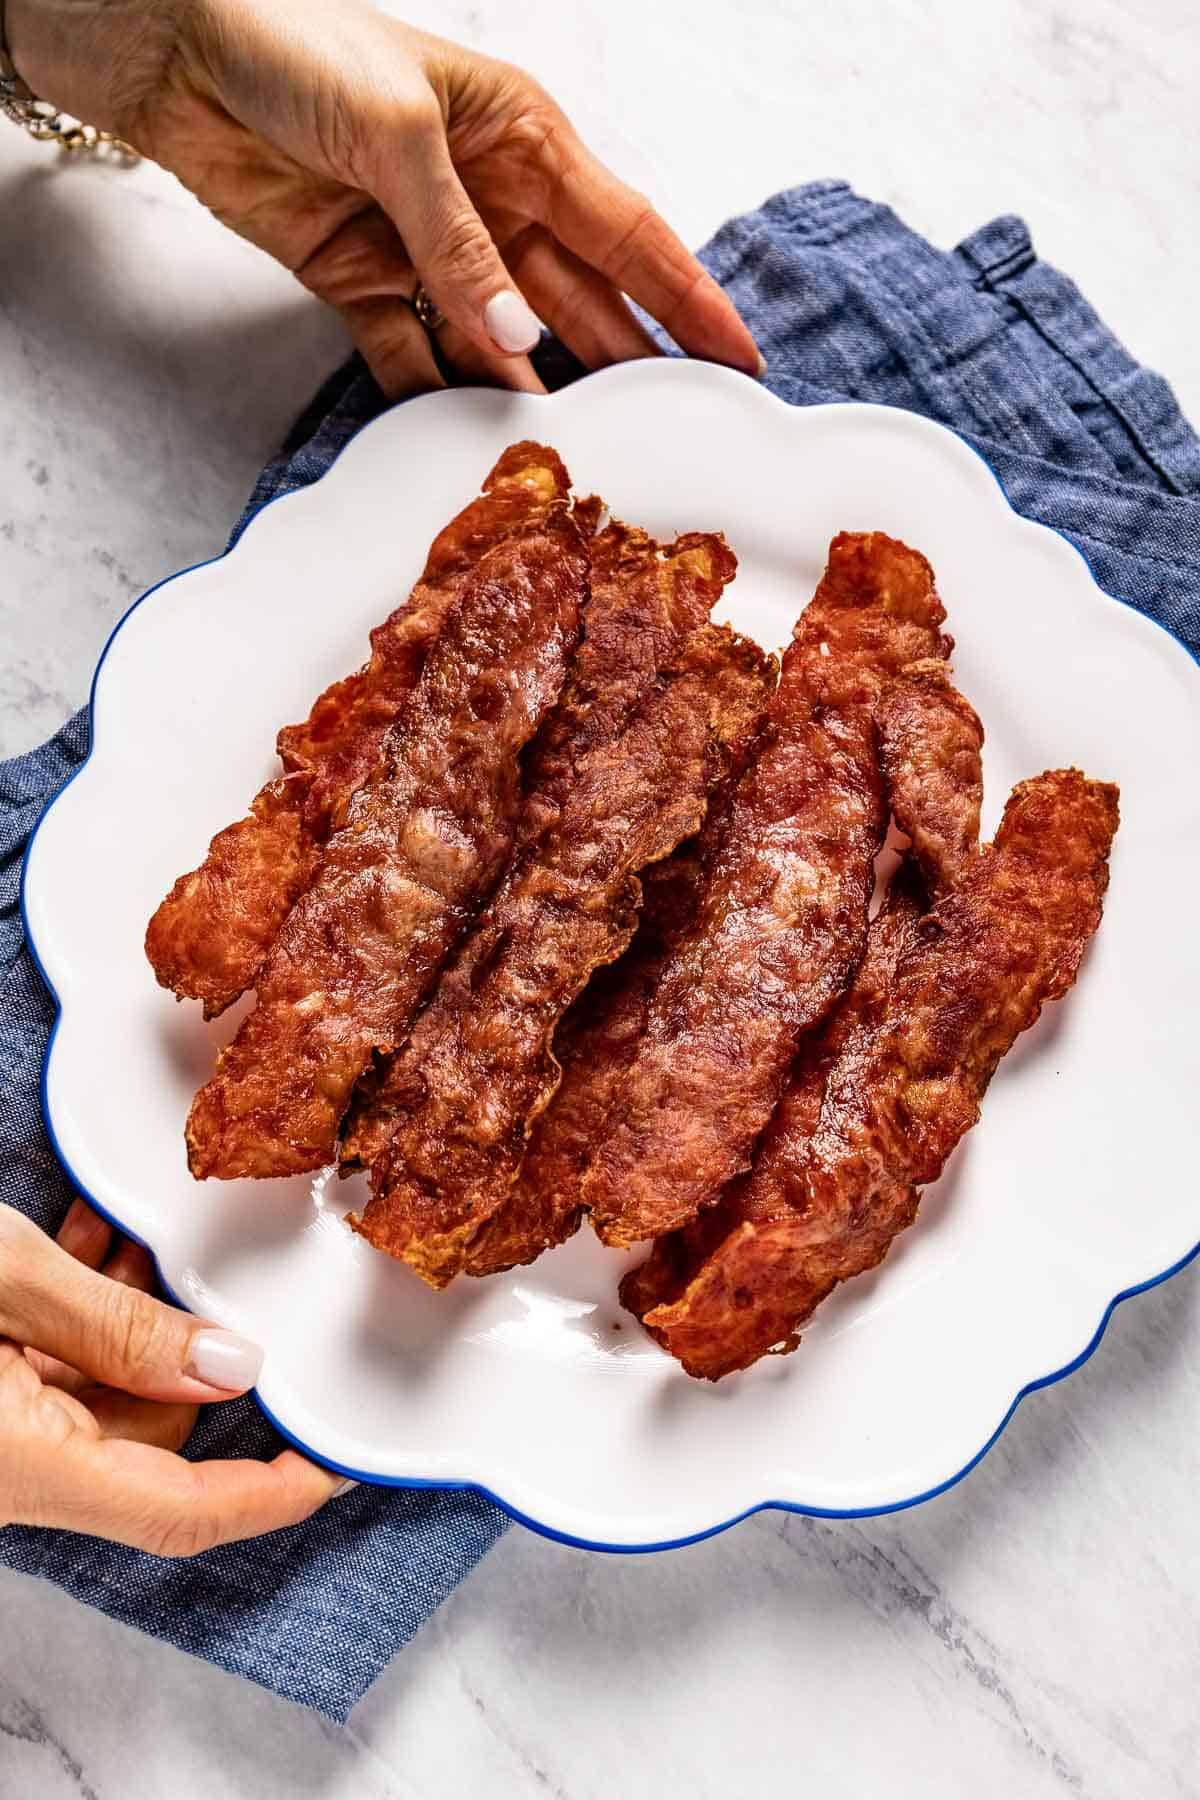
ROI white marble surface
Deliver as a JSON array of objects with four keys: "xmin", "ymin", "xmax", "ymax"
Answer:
[{"xmin": 1, "ymin": 0, "xmax": 1197, "ymax": 1793}]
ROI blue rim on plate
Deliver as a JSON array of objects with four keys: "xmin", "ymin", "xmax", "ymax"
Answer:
[{"xmin": 19, "ymin": 375, "xmax": 1200, "ymax": 1553}]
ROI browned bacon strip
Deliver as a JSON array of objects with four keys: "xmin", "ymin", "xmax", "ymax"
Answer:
[
  {"xmin": 515, "ymin": 520, "xmax": 739, "ymax": 839},
  {"xmin": 341, "ymin": 521, "xmax": 770, "ymax": 1281},
  {"xmin": 352, "ymin": 625, "xmax": 771, "ymax": 1286},
  {"xmin": 463, "ymin": 705, "xmax": 767, "ymax": 1278},
  {"xmin": 146, "ymin": 443, "xmax": 572, "ymax": 1017},
  {"xmin": 467, "ymin": 651, "xmax": 980, "ymax": 1279},
  {"xmin": 582, "ymin": 532, "xmax": 951, "ymax": 1248},
  {"xmin": 878, "ymin": 661, "xmax": 983, "ymax": 891},
  {"xmin": 144, "ymin": 774, "xmax": 316, "ymax": 1023},
  {"xmin": 623, "ymin": 649, "xmax": 983, "ymax": 1346},
  {"xmin": 627, "ymin": 770, "xmax": 1119, "ymax": 1379},
  {"xmin": 185, "ymin": 505, "xmax": 588, "ymax": 1180},
  {"xmin": 339, "ymin": 520, "xmax": 750, "ymax": 1178},
  {"xmin": 620, "ymin": 866, "xmax": 926, "ymax": 1325}
]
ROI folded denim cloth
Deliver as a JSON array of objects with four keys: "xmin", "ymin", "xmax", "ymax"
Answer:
[{"xmin": 2, "ymin": 181, "xmax": 1197, "ymax": 1720}]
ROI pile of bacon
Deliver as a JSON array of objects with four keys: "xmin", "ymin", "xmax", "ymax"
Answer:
[{"xmin": 147, "ymin": 442, "xmax": 1119, "ymax": 1381}]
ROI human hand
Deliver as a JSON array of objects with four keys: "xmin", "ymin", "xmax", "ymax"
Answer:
[
  {"xmin": 0, "ymin": 1198, "xmax": 343, "ymax": 1554},
  {"xmin": 8, "ymin": 0, "xmax": 762, "ymax": 396}
]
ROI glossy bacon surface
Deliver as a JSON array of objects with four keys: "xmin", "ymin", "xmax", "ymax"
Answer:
[
  {"xmin": 147, "ymin": 443, "xmax": 572, "ymax": 1016},
  {"xmin": 185, "ymin": 504, "xmax": 587, "ymax": 1179},
  {"xmin": 354, "ymin": 625, "xmax": 771, "ymax": 1286},
  {"xmin": 339, "ymin": 520, "xmax": 749, "ymax": 1181},
  {"xmin": 878, "ymin": 660, "xmax": 983, "ymax": 892},
  {"xmin": 463, "ymin": 703, "xmax": 768, "ymax": 1278},
  {"xmin": 627, "ymin": 771, "xmax": 1119, "ymax": 1379},
  {"xmin": 344, "ymin": 522, "xmax": 773, "ymax": 1283},
  {"xmin": 583, "ymin": 532, "xmax": 952, "ymax": 1248}
]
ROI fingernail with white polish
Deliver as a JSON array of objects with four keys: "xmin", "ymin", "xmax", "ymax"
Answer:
[
  {"xmin": 187, "ymin": 1329, "xmax": 264, "ymax": 1392},
  {"xmin": 484, "ymin": 289, "xmax": 541, "ymax": 354},
  {"xmin": 333, "ymin": 1478, "xmax": 359, "ymax": 1499}
]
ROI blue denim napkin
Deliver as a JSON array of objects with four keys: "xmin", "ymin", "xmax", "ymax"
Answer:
[{"xmin": 2, "ymin": 181, "xmax": 1197, "ymax": 1720}]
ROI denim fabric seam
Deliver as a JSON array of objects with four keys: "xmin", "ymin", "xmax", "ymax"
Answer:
[
  {"xmin": 966, "ymin": 429, "xmax": 1199, "ymax": 517},
  {"xmin": 988, "ymin": 287, "xmax": 1191, "ymax": 498},
  {"xmin": 866, "ymin": 265, "xmax": 1049, "ymax": 456}
]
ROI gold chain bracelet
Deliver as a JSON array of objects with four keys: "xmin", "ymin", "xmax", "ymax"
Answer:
[{"xmin": 0, "ymin": 2, "xmax": 139, "ymax": 160}]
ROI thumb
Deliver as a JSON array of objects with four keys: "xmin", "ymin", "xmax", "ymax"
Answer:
[
  {"xmin": 0, "ymin": 1205, "xmax": 262, "ymax": 1404},
  {"xmin": 375, "ymin": 127, "xmax": 542, "ymax": 359}
]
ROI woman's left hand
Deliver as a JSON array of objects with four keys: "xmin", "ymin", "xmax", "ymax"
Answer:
[
  {"xmin": 0, "ymin": 1199, "xmax": 343, "ymax": 1554},
  {"xmin": 9, "ymin": 0, "xmax": 763, "ymax": 397}
]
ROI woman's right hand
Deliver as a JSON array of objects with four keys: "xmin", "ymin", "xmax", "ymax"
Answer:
[
  {"xmin": 0, "ymin": 1199, "xmax": 343, "ymax": 1555},
  {"xmin": 7, "ymin": 0, "xmax": 762, "ymax": 397}
]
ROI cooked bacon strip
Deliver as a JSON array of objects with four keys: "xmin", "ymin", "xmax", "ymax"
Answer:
[
  {"xmin": 463, "ymin": 707, "xmax": 767, "ymax": 1278},
  {"xmin": 352, "ymin": 625, "xmax": 772, "ymax": 1286},
  {"xmin": 628, "ymin": 770, "xmax": 1119, "ymax": 1379},
  {"xmin": 878, "ymin": 660, "xmax": 983, "ymax": 891},
  {"xmin": 339, "ymin": 520, "xmax": 748, "ymax": 1177},
  {"xmin": 342, "ymin": 521, "xmax": 771, "ymax": 1282},
  {"xmin": 146, "ymin": 443, "xmax": 571, "ymax": 1017},
  {"xmin": 623, "ymin": 648, "xmax": 983, "ymax": 1343},
  {"xmin": 582, "ymin": 532, "xmax": 951, "ymax": 1248},
  {"xmin": 516, "ymin": 520, "xmax": 739, "ymax": 839},
  {"xmin": 144, "ymin": 774, "xmax": 317, "ymax": 1023},
  {"xmin": 185, "ymin": 506, "xmax": 587, "ymax": 1180},
  {"xmin": 278, "ymin": 448, "xmax": 578, "ymax": 823},
  {"xmin": 621, "ymin": 866, "xmax": 926, "ymax": 1325},
  {"xmin": 468, "ymin": 650, "xmax": 980, "ymax": 1278}
]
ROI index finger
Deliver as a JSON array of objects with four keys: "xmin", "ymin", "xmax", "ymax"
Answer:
[
  {"xmin": 23, "ymin": 1434, "xmax": 350, "ymax": 1557},
  {"xmin": 545, "ymin": 138, "xmax": 762, "ymax": 375}
]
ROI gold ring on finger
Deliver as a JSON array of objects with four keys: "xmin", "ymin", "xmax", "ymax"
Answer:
[{"xmin": 411, "ymin": 283, "xmax": 446, "ymax": 334}]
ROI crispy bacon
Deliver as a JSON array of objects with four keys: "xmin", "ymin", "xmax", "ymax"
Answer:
[
  {"xmin": 515, "ymin": 520, "xmax": 739, "ymax": 839},
  {"xmin": 623, "ymin": 648, "xmax": 984, "ymax": 1351},
  {"xmin": 339, "ymin": 520, "xmax": 749, "ymax": 1178},
  {"xmin": 143, "ymin": 774, "xmax": 316, "ymax": 1023},
  {"xmin": 352, "ymin": 626, "xmax": 771, "ymax": 1286},
  {"xmin": 146, "ymin": 443, "xmax": 572, "ymax": 1017},
  {"xmin": 463, "ymin": 705, "xmax": 767, "ymax": 1278},
  {"xmin": 620, "ymin": 867, "xmax": 926, "ymax": 1325},
  {"xmin": 878, "ymin": 661, "xmax": 983, "ymax": 891},
  {"xmin": 467, "ymin": 650, "xmax": 980, "ymax": 1279},
  {"xmin": 342, "ymin": 521, "xmax": 773, "ymax": 1284},
  {"xmin": 185, "ymin": 505, "xmax": 587, "ymax": 1180},
  {"xmin": 582, "ymin": 532, "xmax": 952, "ymax": 1249},
  {"xmin": 627, "ymin": 770, "xmax": 1119, "ymax": 1379}
]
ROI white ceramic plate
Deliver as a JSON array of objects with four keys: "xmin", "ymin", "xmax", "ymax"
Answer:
[{"xmin": 22, "ymin": 360, "xmax": 1200, "ymax": 1549}]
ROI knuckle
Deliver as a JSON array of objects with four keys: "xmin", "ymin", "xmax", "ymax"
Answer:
[
  {"xmin": 395, "ymin": 88, "xmax": 444, "ymax": 138},
  {"xmin": 356, "ymin": 85, "xmax": 441, "ymax": 179},
  {"xmin": 509, "ymin": 90, "xmax": 563, "ymax": 162},
  {"xmin": 312, "ymin": 58, "xmax": 439, "ymax": 182},
  {"xmin": 608, "ymin": 195, "xmax": 658, "ymax": 271},
  {"xmin": 310, "ymin": 82, "xmax": 361, "ymax": 180},
  {"xmin": 433, "ymin": 211, "xmax": 497, "ymax": 290},
  {"xmin": 139, "ymin": 1506, "xmax": 221, "ymax": 1560},
  {"xmin": 102, "ymin": 1287, "xmax": 173, "ymax": 1379}
]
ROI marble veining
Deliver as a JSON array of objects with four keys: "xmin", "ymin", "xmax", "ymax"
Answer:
[
  {"xmin": 1, "ymin": 0, "xmax": 1197, "ymax": 1794},
  {"xmin": 0, "ymin": 1694, "xmax": 99, "ymax": 1800}
]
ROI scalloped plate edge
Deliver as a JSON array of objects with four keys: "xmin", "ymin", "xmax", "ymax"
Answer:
[{"xmin": 20, "ymin": 362, "xmax": 1200, "ymax": 1550}]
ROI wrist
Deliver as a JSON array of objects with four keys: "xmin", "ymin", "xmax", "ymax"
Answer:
[{"xmin": 4, "ymin": 0, "xmax": 182, "ymax": 133}]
